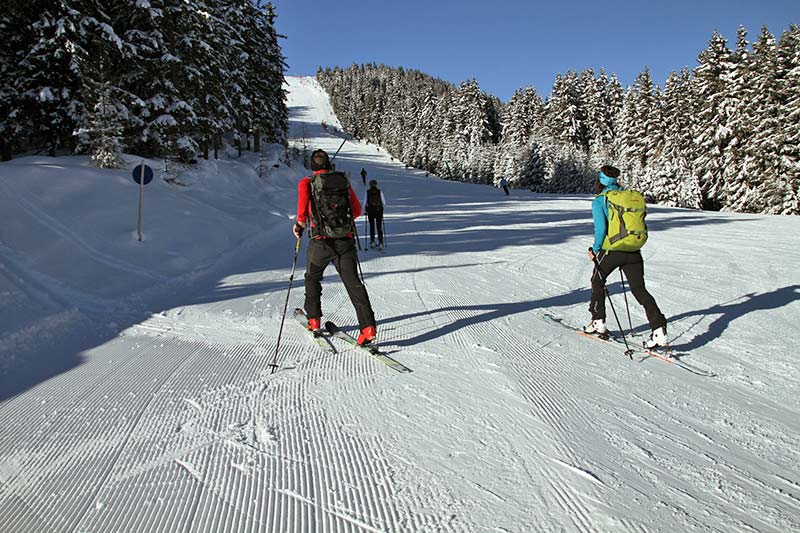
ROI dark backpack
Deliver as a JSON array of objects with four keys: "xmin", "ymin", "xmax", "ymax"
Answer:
[
  {"xmin": 309, "ymin": 171, "xmax": 354, "ymax": 238},
  {"xmin": 366, "ymin": 187, "xmax": 383, "ymax": 211}
]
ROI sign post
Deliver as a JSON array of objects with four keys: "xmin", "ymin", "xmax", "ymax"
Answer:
[{"xmin": 132, "ymin": 162, "xmax": 154, "ymax": 242}]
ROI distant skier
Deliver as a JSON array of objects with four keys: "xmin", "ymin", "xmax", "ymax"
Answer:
[
  {"xmin": 360, "ymin": 167, "xmax": 367, "ymax": 185},
  {"xmin": 498, "ymin": 178, "xmax": 510, "ymax": 195},
  {"xmin": 293, "ymin": 149, "xmax": 377, "ymax": 346},
  {"xmin": 583, "ymin": 165, "xmax": 668, "ymax": 349},
  {"xmin": 363, "ymin": 179, "xmax": 386, "ymax": 249}
]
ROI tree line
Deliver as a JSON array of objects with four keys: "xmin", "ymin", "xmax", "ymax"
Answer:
[
  {"xmin": 0, "ymin": 0, "xmax": 288, "ymax": 166},
  {"xmin": 318, "ymin": 25, "xmax": 799, "ymax": 215}
]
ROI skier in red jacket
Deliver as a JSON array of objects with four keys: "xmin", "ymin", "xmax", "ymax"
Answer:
[{"xmin": 293, "ymin": 149, "xmax": 377, "ymax": 346}]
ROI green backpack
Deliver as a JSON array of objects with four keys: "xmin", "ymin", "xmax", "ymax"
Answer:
[{"xmin": 600, "ymin": 189, "xmax": 648, "ymax": 252}]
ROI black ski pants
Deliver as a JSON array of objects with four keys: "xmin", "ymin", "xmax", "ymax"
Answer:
[
  {"xmin": 589, "ymin": 250, "xmax": 666, "ymax": 331},
  {"xmin": 367, "ymin": 208, "xmax": 384, "ymax": 244},
  {"xmin": 304, "ymin": 237, "xmax": 375, "ymax": 330}
]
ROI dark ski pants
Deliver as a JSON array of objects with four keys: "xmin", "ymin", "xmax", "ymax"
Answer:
[
  {"xmin": 368, "ymin": 211, "xmax": 384, "ymax": 244},
  {"xmin": 502, "ymin": 185, "xmax": 509, "ymax": 195},
  {"xmin": 589, "ymin": 250, "xmax": 666, "ymax": 331},
  {"xmin": 304, "ymin": 237, "xmax": 376, "ymax": 330}
]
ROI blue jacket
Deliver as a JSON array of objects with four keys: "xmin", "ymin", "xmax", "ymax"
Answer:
[{"xmin": 591, "ymin": 179, "xmax": 620, "ymax": 253}]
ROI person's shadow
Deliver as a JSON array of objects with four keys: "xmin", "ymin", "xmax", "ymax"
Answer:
[
  {"xmin": 668, "ymin": 284, "xmax": 800, "ymax": 351},
  {"xmin": 378, "ymin": 288, "xmax": 589, "ymax": 347}
]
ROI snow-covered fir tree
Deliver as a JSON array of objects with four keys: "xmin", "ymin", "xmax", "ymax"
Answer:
[
  {"xmin": 2, "ymin": 1, "xmax": 85, "ymax": 156},
  {"xmin": 655, "ymin": 69, "xmax": 701, "ymax": 208},
  {"xmin": 773, "ymin": 25, "xmax": 800, "ymax": 214},
  {"xmin": 691, "ymin": 32, "xmax": 737, "ymax": 210},
  {"xmin": 617, "ymin": 68, "xmax": 660, "ymax": 193},
  {"xmin": 83, "ymin": 78, "xmax": 124, "ymax": 169},
  {"xmin": 493, "ymin": 86, "xmax": 545, "ymax": 187}
]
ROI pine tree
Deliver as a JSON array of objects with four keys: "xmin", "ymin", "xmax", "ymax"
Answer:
[
  {"xmin": 598, "ymin": 71, "xmax": 624, "ymax": 164},
  {"xmin": 0, "ymin": 10, "xmax": 18, "ymax": 160},
  {"xmin": 774, "ymin": 25, "xmax": 800, "ymax": 214},
  {"xmin": 494, "ymin": 86, "xmax": 544, "ymax": 183},
  {"xmin": 657, "ymin": 69, "xmax": 700, "ymax": 207},
  {"xmin": 692, "ymin": 31, "xmax": 737, "ymax": 210},
  {"xmin": 718, "ymin": 27, "xmax": 760, "ymax": 212},
  {"xmin": 85, "ymin": 79, "xmax": 123, "ymax": 168},
  {"xmin": 617, "ymin": 68, "xmax": 660, "ymax": 193},
  {"xmin": 7, "ymin": 1, "xmax": 85, "ymax": 155},
  {"xmin": 545, "ymin": 71, "xmax": 589, "ymax": 153}
]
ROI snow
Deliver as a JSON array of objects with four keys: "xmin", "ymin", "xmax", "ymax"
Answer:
[
  {"xmin": 38, "ymin": 87, "xmax": 55, "ymax": 102},
  {"xmin": 1, "ymin": 76, "xmax": 799, "ymax": 532},
  {"xmin": 152, "ymin": 113, "xmax": 177, "ymax": 126}
]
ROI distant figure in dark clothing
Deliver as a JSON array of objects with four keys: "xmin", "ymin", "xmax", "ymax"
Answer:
[
  {"xmin": 363, "ymin": 179, "xmax": 386, "ymax": 249},
  {"xmin": 498, "ymin": 178, "xmax": 510, "ymax": 195},
  {"xmin": 360, "ymin": 168, "xmax": 367, "ymax": 185}
]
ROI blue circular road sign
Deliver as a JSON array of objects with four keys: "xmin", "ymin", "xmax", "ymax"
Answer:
[{"xmin": 132, "ymin": 164, "xmax": 154, "ymax": 185}]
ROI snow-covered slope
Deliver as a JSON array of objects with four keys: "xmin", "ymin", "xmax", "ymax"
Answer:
[{"xmin": 1, "ymin": 76, "xmax": 799, "ymax": 533}]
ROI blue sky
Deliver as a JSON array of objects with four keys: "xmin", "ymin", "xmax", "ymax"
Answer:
[{"xmin": 271, "ymin": 0, "xmax": 798, "ymax": 102}]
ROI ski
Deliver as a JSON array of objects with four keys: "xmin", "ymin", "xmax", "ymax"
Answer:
[
  {"xmin": 576, "ymin": 329, "xmax": 715, "ymax": 377},
  {"xmin": 641, "ymin": 347, "xmax": 716, "ymax": 377},
  {"xmin": 324, "ymin": 321, "xmax": 412, "ymax": 373},
  {"xmin": 544, "ymin": 313, "xmax": 715, "ymax": 377},
  {"xmin": 576, "ymin": 330, "xmax": 633, "ymax": 359},
  {"xmin": 293, "ymin": 308, "xmax": 336, "ymax": 353}
]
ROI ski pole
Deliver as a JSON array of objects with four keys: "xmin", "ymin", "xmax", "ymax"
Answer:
[
  {"xmin": 593, "ymin": 256, "xmax": 633, "ymax": 359},
  {"xmin": 269, "ymin": 235, "xmax": 303, "ymax": 374},
  {"xmin": 352, "ymin": 228, "xmax": 367, "ymax": 285},
  {"xmin": 620, "ymin": 270, "xmax": 634, "ymax": 336},
  {"xmin": 364, "ymin": 213, "xmax": 368, "ymax": 249},
  {"xmin": 355, "ymin": 248, "xmax": 367, "ymax": 286},
  {"xmin": 331, "ymin": 135, "xmax": 348, "ymax": 162},
  {"xmin": 382, "ymin": 218, "xmax": 387, "ymax": 249},
  {"xmin": 352, "ymin": 219, "xmax": 362, "ymax": 251}
]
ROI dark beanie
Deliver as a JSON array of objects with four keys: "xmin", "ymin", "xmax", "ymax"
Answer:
[
  {"xmin": 600, "ymin": 165, "xmax": 620, "ymax": 178},
  {"xmin": 310, "ymin": 149, "xmax": 331, "ymax": 171}
]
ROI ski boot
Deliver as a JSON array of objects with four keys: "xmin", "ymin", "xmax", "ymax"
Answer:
[
  {"xmin": 357, "ymin": 325, "xmax": 377, "ymax": 346},
  {"xmin": 306, "ymin": 317, "xmax": 321, "ymax": 334},
  {"xmin": 644, "ymin": 326, "xmax": 668, "ymax": 349},
  {"xmin": 583, "ymin": 319, "xmax": 609, "ymax": 339}
]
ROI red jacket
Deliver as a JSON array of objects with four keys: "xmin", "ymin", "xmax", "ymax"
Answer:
[{"xmin": 297, "ymin": 169, "xmax": 362, "ymax": 237}]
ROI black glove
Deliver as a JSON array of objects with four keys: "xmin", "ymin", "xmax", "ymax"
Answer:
[{"xmin": 294, "ymin": 222, "xmax": 304, "ymax": 237}]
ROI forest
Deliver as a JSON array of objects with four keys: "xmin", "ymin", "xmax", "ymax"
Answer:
[
  {"xmin": 319, "ymin": 26, "xmax": 800, "ymax": 215},
  {"xmin": 0, "ymin": 0, "xmax": 288, "ymax": 166}
]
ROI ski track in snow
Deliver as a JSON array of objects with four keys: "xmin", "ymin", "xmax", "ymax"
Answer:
[
  {"xmin": 0, "ymin": 177, "xmax": 165, "ymax": 283},
  {"xmin": 1, "ymin": 76, "xmax": 800, "ymax": 532}
]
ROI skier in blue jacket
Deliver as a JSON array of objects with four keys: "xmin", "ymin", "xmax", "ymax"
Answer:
[{"xmin": 584, "ymin": 165, "xmax": 668, "ymax": 349}]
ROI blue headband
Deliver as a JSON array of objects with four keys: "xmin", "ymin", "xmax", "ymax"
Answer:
[{"xmin": 599, "ymin": 170, "xmax": 617, "ymax": 186}]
